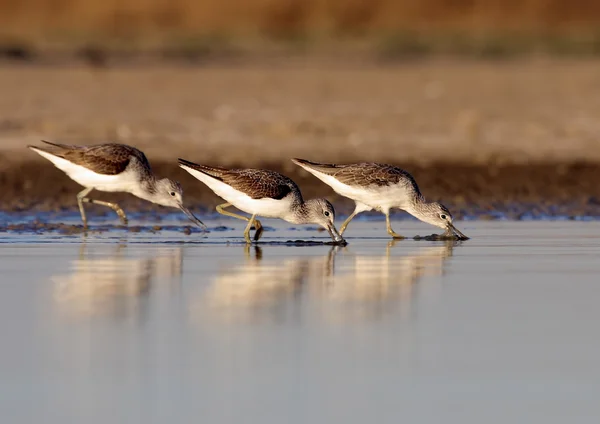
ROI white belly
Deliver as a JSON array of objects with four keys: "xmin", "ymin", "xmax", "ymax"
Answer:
[
  {"xmin": 311, "ymin": 172, "xmax": 408, "ymax": 211},
  {"xmin": 182, "ymin": 166, "xmax": 294, "ymax": 219},
  {"xmin": 34, "ymin": 149, "xmax": 139, "ymax": 193}
]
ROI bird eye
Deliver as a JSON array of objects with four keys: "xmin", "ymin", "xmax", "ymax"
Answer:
[
  {"xmin": 324, "ymin": 211, "xmax": 330, "ymax": 217},
  {"xmin": 440, "ymin": 214, "xmax": 447, "ymax": 220},
  {"xmin": 170, "ymin": 192, "xmax": 176, "ymax": 197}
]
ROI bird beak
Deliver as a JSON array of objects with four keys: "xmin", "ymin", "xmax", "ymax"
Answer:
[
  {"xmin": 179, "ymin": 204, "xmax": 208, "ymax": 231},
  {"xmin": 327, "ymin": 223, "xmax": 345, "ymax": 244},
  {"xmin": 447, "ymin": 222, "xmax": 468, "ymax": 240}
]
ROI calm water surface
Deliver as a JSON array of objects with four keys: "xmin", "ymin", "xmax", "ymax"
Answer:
[{"xmin": 1, "ymin": 221, "xmax": 599, "ymax": 423}]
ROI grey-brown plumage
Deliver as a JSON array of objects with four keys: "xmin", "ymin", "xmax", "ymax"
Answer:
[
  {"xmin": 178, "ymin": 158, "xmax": 344, "ymax": 244},
  {"xmin": 28, "ymin": 141, "xmax": 206, "ymax": 229},
  {"xmin": 36, "ymin": 140, "xmax": 153, "ymax": 176},
  {"xmin": 292, "ymin": 158, "xmax": 468, "ymax": 240},
  {"xmin": 177, "ymin": 159, "xmax": 297, "ymax": 200},
  {"xmin": 292, "ymin": 159, "xmax": 422, "ymax": 193}
]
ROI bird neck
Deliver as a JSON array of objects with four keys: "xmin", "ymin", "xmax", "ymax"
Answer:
[
  {"xmin": 286, "ymin": 199, "xmax": 311, "ymax": 224},
  {"xmin": 133, "ymin": 175, "xmax": 159, "ymax": 202},
  {"xmin": 404, "ymin": 194, "xmax": 430, "ymax": 218}
]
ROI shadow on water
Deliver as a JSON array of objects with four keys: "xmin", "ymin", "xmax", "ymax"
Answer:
[
  {"xmin": 195, "ymin": 240, "xmax": 459, "ymax": 323},
  {"xmin": 52, "ymin": 244, "xmax": 184, "ymax": 317}
]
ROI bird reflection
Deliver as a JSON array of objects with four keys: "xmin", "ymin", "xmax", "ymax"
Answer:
[
  {"xmin": 197, "ymin": 245, "xmax": 335, "ymax": 323},
  {"xmin": 198, "ymin": 241, "xmax": 457, "ymax": 323},
  {"xmin": 53, "ymin": 245, "xmax": 183, "ymax": 317},
  {"xmin": 316, "ymin": 240, "xmax": 454, "ymax": 322}
]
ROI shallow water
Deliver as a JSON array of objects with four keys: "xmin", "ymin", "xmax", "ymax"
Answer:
[{"xmin": 1, "ymin": 220, "xmax": 600, "ymax": 423}]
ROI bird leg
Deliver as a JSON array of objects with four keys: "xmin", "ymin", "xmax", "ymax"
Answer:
[
  {"xmin": 76, "ymin": 187, "xmax": 94, "ymax": 228},
  {"xmin": 339, "ymin": 210, "xmax": 360, "ymax": 235},
  {"xmin": 340, "ymin": 202, "xmax": 370, "ymax": 235},
  {"xmin": 243, "ymin": 214, "xmax": 259, "ymax": 244},
  {"xmin": 81, "ymin": 198, "xmax": 128, "ymax": 225},
  {"xmin": 385, "ymin": 212, "xmax": 405, "ymax": 239},
  {"xmin": 216, "ymin": 203, "xmax": 264, "ymax": 241},
  {"xmin": 77, "ymin": 187, "xmax": 127, "ymax": 226}
]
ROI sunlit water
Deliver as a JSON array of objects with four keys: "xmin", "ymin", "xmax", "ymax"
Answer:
[{"xmin": 1, "ymin": 221, "xmax": 600, "ymax": 423}]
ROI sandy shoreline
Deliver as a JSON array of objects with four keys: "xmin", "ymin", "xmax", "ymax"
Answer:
[
  {"xmin": 1, "ymin": 60, "xmax": 600, "ymax": 217},
  {"xmin": 2, "ymin": 60, "xmax": 600, "ymax": 164}
]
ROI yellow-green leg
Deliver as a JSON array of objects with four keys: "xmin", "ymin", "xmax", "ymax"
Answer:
[
  {"xmin": 339, "ymin": 210, "xmax": 360, "ymax": 235},
  {"xmin": 243, "ymin": 214, "xmax": 259, "ymax": 244},
  {"xmin": 385, "ymin": 212, "xmax": 405, "ymax": 239},
  {"xmin": 216, "ymin": 203, "xmax": 263, "ymax": 242},
  {"xmin": 76, "ymin": 187, "xmax": 93, "ymax": 227},
  {"xmin": 82, "ymin": 198, "xmax": 128, "ymax": 225},
  {"xmin": 77, "ymin": 186, "xmax": 128, "ymax": 226}
]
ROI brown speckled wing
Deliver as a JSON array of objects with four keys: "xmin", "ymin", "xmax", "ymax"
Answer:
[
  {"xmin": 295, "ymin": 159, "xmax": 420, "ymax": 191},
  {"xmin": 219, "ymin": 169, "xmax": 297, "ymax": 200},
  {"xmin": 179, "ymin": 159, "xmax": 299, "ymax": 200},
  {"xmin": 44, "ymin": 142, "xmax": 151, "ymax": 175},
  {"xmin": 330, "ymin": 163, "xmax": 419, "ymax": 189}
]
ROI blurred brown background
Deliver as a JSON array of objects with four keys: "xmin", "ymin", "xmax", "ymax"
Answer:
[
  {"xmin": 1, "ymin": 0, "xmax": 600, "ymax": 213},
  {"xmin": 5, "ymin": 0, "xmax": 600, "ymax": 59},
  {"xmin": 3, "ymin": 0, "xmax": 600, "ymax": 40}
]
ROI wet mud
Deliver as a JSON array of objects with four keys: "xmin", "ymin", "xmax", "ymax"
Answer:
[
  {"xmin": 0, "ymin": 221, "xmax": 205, "ymax": 235},
  {"xmin": 0, "ymin": 218, "xmax": 464, "ymax": 243},
  {"xmin": 413, "ymin": 233, "xmax": 469, "ymax": 241},
  {"xmin": 0, "ymin": 222, "xmax": 462, "ymax": 245},
  {"xmin": 267, "ymin": 239, "xmax": 348, "ymax": 246}
]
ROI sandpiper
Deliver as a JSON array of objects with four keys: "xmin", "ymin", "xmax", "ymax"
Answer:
[
  {"xmin": 292, "ymin": 159, "xmax": 468, "ymax": 239},
  {"xmin": 28, "ymin": 140, "xmax": 206, "ymax": 229},
  {"xmin": 178, "ymin": 158, "xmax": 344, "ymax": 244}
]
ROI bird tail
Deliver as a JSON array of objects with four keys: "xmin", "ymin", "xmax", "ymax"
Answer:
[
  {"xmin": 291, "ymin": 158, "xmax": 340, "ymax": 174},
  {"xmin": 178, "ymin": 158, "xmax": 227, "ymax": 180},
  {"xmin": 28, "ymin": 140, "xmax": 78, "ymax": 154},
  {"xmin": 41, "ymin": 139, "xmax": 72, "ymax": 148}
]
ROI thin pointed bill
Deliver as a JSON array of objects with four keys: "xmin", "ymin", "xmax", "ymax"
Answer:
[
  {"xmin": 179, "ymin": 204, "xmax": 208, "ymax": 231},
  {"xmin": 327, "ymin": 224, "xmax": 346, "ymax": 244},
  {"xmin": 447, "ymin": 222, "xmax": 468, "ymax": 240}
]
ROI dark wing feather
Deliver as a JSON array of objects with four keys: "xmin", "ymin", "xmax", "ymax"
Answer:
[
  {"xmin": 293, "ymin": 159, "xmax": 421, "ymax": 193},
  {"xmin": 178, "ymin": 159, "xmax": 296, "ymax": 200},
  {"xmin": 332, "ymin": 163, "xmax": 419, "ymax": 189},
  {"xmin": 220, "ymin": 169, "xmax": 296, "ymax": 200},
  {"xmin": 42, "ymin": 142, "xmax": 151, "ymax": 175}
]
